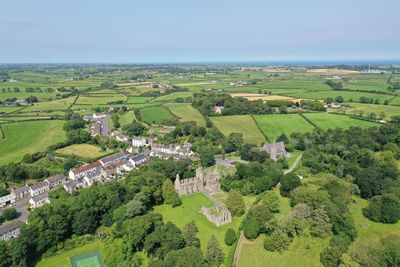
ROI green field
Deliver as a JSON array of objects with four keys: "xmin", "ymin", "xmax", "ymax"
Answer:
[
  {"xmin": 56, "ymin": 144, "xmax": 109, "ymax": 159},
  {"xmin": 285, "ymin": 90, "xmax": 394, "ymax": 103},
  {"xmin": 337, "ymin": 103, "xmax": 400, "ymax": 121},
  {"xmin": 211, "ymin": 115, "xmax": 266, "ymax": 146},
  {"xmin": 118, "ymin": 110, "xmax": 137, "ymax": 127},
  {"xmin": 154, "ymin": 193, "xmax": 244, "ymax": 265},
  {"xmin": 0, "ymin": 120, "xmax": 66, "ymax": 164},
  {"xmin": 36, "ymin": 240, "xmax": 106, "ymax": 267},
  {"xmin": 71, "ymin": 251, "xmax": 104, "ymax": 267},
  {"xmin": 152, "ymin": 92, "xmax": 194, "ymax": 102},
  {"xmin": 22, "ymin": 97, "xmax": 77, "ymax": 112},
  {"xmin": 254, "ymin": 114, "xmax": 315, "ymax": 141},
  {"xmin": 140, "ymin": 105, "xmax": 175, "ymax": 125},
  {"xmin": 75, "ymin": 95, "xmax": 127, "ymax": 105},
  {"xmin": 126, "ymin": 96, "xmax": 154, "ymax": 104},
  {"xmin": 303, "ymin": 113, "xmax": 378, "ymax": 130},
  {"xmin": 165, "ymin": 103, "xmax": 206, "ymax": 126}
]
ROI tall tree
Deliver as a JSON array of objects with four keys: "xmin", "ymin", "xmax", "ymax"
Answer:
[
  {"xmin": 182, "ymin": 221, "xmax": 200, "ymax": 248},
  {"xmin": 205, "ymin": 235, "xmax": 225, "ymax": 266},
  {"xmin": 162, "ymin": 179, "xmax": 181, "ymax": 207}
]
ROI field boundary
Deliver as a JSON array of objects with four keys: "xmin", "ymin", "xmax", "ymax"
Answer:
[
  {"xmin": 299, "ymin": 113, "xmax": 319, "ymax": 129},
  {"xmin": 251, "ymin": 115, "xmax": 271, "ymax": 143}
]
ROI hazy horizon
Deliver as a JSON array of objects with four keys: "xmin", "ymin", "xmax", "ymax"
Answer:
[{"xmin": 1, "ymin": 0, "xmax": 400, "ymax": 63}]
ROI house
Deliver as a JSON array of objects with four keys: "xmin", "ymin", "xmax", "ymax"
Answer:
[
  {"xmin": 0, "ymin": 221, "xmax": 24, "ymax": 241},
  {"xmin": 132, "ymin": 136, "xmax": 147, "ymax": 147},
  {"xmin": 63, "ymin": 178, "xmax": 87, "ymax": 193},
  {"xmin": 69, "ymin": 161, "xmax": 102, "ymax": 180},
  {"xmin": 29, "ymin": 181, "xmax": 50, "ymax": 197},
  {"xmin": 263, "ymin": 141, "xmax": 288, "ymax": 160},
  {"xmin": 213, "ymin": 106, "xmax": 224, "ymax": 114},
  {"xmin": 100, "ymin": 160, "xmax": 128, "ymax": 178},
  {"xmin": 150, "ymin": 143, "xmax": 193, "ymax": 159},
  {"xmin": 83, "ymin": 113, "xmax": 108, "ymax": 122},
  {"xmin": 29, "ymin": 192, "xmax": 50, "ymax": 209},
  {"xmin": 129, "ymin": 152, "xmax": 148, "ymax": 167},
  {"xmin": 0, "ymin": 193, "xmax": 16, "ymax": 208},
  {"xmin": 83, "ymin": 169, "xmax": 103, "ymax": 186},
  {"xmin": 13, "ymin": 186, "xmax": 30, "ymax": 200},
  {"xmin": 112, "ymin": 131, "xmax": 130, "ymax": 143},
  {"xmin": 90, "ymin": 121, "xmax": 102, "ymax": 136},
  {"xmin": 44, "ymin": 174, "xmax": 66, "ymax": 189},
  {"xmin": 99, "ymin": 151, "xmax": 130, "ymax": 167}
]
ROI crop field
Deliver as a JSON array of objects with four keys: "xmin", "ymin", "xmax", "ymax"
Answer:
[
  {"xmin": 151, "ymin": 92, "xmax": 194, "ymax": 102},
  {"xmin": 126, "ymin": 96, "xmax": 153, "ymax": 104},
  {"xmin": 56, "ymin": 144, "xmax": 109, "ymax": 159},
  {"xmin": 139, "ymin": 105, "xmax": 175, "ymax": 125},
  {"xmin": 254, "ymin": 114, "xmax": 315, "ymax": 141},
  {"xmin": 164, "ymin": 103, "xmax": 206, "ymax": 126},
  {"xmin": 338, "ymin": 103, "xmax": 400, "ymax": 121},
  {"xmin": 285, "ymin": 90, "xmax": 393, "ymax": 103},
  {"xmin": 154, "ymin": 193, "xmax": 244, "ymax": 265},
  {"xmin": 75, "ymin": 95, "xmax": 127, "ymax": 105},
  {"xmin": 211, "ymin": 115, "xmax": 266, "ymax": 145},
  {"xmin": 303, "ymin": 113, "xmax": 378, "ymax": 130},
  {"xmin": 0, "ymin": 120, "xmax": 66, "ymax": 164},
  {"xmin": 118, "ymin": 110, "xmax": 136, "ymax": 127}
]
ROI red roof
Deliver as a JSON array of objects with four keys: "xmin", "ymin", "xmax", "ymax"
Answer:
[{"xmin": 71, "ymin": 161, "xmax": 101, "ymax": 174}]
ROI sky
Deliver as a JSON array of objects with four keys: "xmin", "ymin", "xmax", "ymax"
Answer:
[{"xmin": 0, "ymin": 0, "xmax": 400, "ymax": 63}]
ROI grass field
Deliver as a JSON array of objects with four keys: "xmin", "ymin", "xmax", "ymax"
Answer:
[
  {"xmin": 22, "ymin": 97, "xmax": 77, "ymax": 112},
  {"xmin": 140, "ymin": 105, "xmax": 175, "ymax": 125},
  {"xmin": 36, "ymin": 240, "xmax": 106, "ymax": 267},
  {"xmin": 0, "ymin": 120, "xmax": 66, "ymax": 164},
  {"xmin": 165, "ymin": 103, "xmax": 206, "ymax": 126},
  {"xmin": 126, "ymin": 96, "xmax": 154, "ymax": 104},
  {"xmin": 254, "ymin": 114, "xmax": 315, "ymax": 141},
  {"xmin": 285, "ymin": 90, "xmax": 394, "ymax": 103},
  {"xmin": 118, "ymin": 110, "xmax": 136, "ymax": 127},
  {"xmin": 153, "ymin": 193, "xmax": 245, "ymax": 265},
  {"xmin": 152, "ymin": 92, "xmax": 194, "ymax": 102},
  {"xmin": 75, "ymin": 95, "xmax": 127, "ymax": 105},
  {"xmin": 303, "ymin": 113, "xmax": 378, "ymax": 130},
  {"xmin": 56, "ymin": 144, "xmax": 109, "ymax": 159},
  {"xmin": 337, "ymin": 103, "xmax": 400, "ymax": 121},
  {"xmin": 211, "ymin": 115, "xmax": 266, "ymax": 145}
]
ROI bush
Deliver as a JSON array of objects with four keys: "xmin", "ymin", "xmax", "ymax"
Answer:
[
  {"xmin": 2, "ymin": 208, "xmax": 18, "ymax": 221},
  {"xmin": 244, "ymin": 218, "xmax": 260, "ymax": 240},
  {"xmin": 280, "ymin": 173, "xmax": 301, "ymax": 196},
  {"xmin": 225, "ymin": 191, "xmax": 245, "ymax": 216},
  {"xmin": 363, "ymin": 193, "xmax": 400, "ymax": 224},
  {"xmin": 224, "ymin": 228, "xmax": 237, "ymax": 246},
  {"xmin": 263, "ymin": 230, "xmax": 290, "ymax": 252}
]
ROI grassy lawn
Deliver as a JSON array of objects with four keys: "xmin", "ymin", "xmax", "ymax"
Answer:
[
  {"xmin": 140, "ymin": 105, "xmax": 175, "ymax": 125},
  {"xmin": 56, "ymin": 144, "xmax": 109, "ymax": 159},
  {"xmin": 338, "ymin": 103, "xmax": 400, "ymax": 121},
  {"xmin": 351, "ymin": 196, "xmax": 400, "ymax": 239},
  {"xmin": 303, "ymin": 113, "xmax": 378, "ymax": 130},
  {"xmin": 0, "ymin": 120, "xmax": 66, "ymax": 164},
  {"xmin": 254, "ymin": 114, "xmax": 315, "ymax": 142},
  {"xmin": 211, "ymin": 115, "xmax": 266, "ymax": 146},
  {"xmin": 36, "ymin": 240, "xmax": 106, "ymax": 267},
  {"xmin": 164, "ymin": 103, "xmax": 206, "ymax": 126},
  {"xmin": 153, "ymin": 193, "xmax": 245, "ymax": 265}
]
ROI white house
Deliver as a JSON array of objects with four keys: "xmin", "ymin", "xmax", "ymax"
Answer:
[
  {"xmin": 112, "ymin": 131, "xmax": 130, "ymax": 143},
  {"xmin": 13, "ymin": 186, "xmax": 30, "ymax": 200},
  {"xmin": 0, "ymin": 221, "xmax": 24, "ymax": 241},
  {"xmin": 29, "ymin": 192, "xmax": 50, "ymax": 209},
  {"xmin": 132, "ymin": 136, "xmax": 147, "ymax": 147},
  {"xmin": 129, "ymin": 152, "xmax": 148, "ymax": 167},
  {"xmin": 63, "ymin": 178, "xmax": 87, "ymax": 193},
  {"xmin": 69, "ymin": 161, "xmax": 102, "ymax": 180},
  {"xmin": 29, "ymin": 181, "xmax": 50, "ymax": 197},
  {"xmin": 0, "ymin": 193, "xmax": 16, "ymax": 208},
  {"xmin": 44, "ymin": 174, "xmax": 66, "ymax": 189}
]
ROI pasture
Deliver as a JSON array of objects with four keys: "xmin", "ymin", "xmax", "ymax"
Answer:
[
  {"xmin": 285, "ymin": 90, "xmax": 394, "ymax": 103},
  {"xmin": 254, "ymin": 114, "xmax": 315, "ymax": 141},
  {"xmin": 126, "ymin": 96, "xmax": 153, "ymax": 104},
  {"xmin": 210, "ymin": 115, "xmax": 266, "ymax": 145},
  {"xmin": 303, "ymin": 113, "xmax": 378, "ymax": 130},
  {"xmin": 56, "ymin": 144, "xmax": 109, "ymax": 159},
  {"xmin": 153, "ymin": 193, "xmax": 244, "ymax": 265},
  {"xmin": 165, "ymin": 103, "xmax": 206, "ymax": 126},
  {"xmin": 139, "ymin": 105, "xmax": 175, "ymax": 125},
  {"xmin": 0, "ymin": 120, "xmax": 66, "ymax": 164},
  {"xmin": 338, "ymin": 103, "xmax": 400, "ymax": 121},
  {"xmin": 151, "ymin": 92, "xmax": 194, "ymax": 102},
  {"xmin": 118, "ymin": 110, "xmax": 136, "ymax": 127},
  {"xmin": 75, "ymin": 95, "xmax": 127, "ymax": 105}
]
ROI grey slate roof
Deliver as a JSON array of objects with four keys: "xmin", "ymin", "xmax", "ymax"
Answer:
[
  {"xmin": 99, "ymin": 151, "xmax": 130, "ymax": 165},
  {"xmin": 29, "ymin": 181, "xmax": 50, "ymax": 191},
  {"xmin": 0, "ymin": 221, "xmax": 24, "ymax": 236},
  {"xmin": 13, "ymin": 186, "xmax": 29, "ymax": 194},
  {"xmin": 31, "ymin": 192, "xmax": 49, "ymax": 203},
  {"xmin": 46, "ymin": 174, "xmax": 66, "ymax": 183}
]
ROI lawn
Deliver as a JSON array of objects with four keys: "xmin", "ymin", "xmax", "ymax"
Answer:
[
  {"xmin": 36, "ymin": 240, "xmax": 106, "ymax": 267},
  {"xmin": 211, "ymin": 115, "xmax": 266, "ymax": 146},
  {"xmin": 56, "ymin": 144, "xmax": 109, "ymax": 159},
  {"xmin": 165, "ymin": 103, "xmax": 206, "ymax": 126},
  {"xmin": 139, "ymin": 105, "xmax": 175, "ymax": 125},
  {"xmin": 253, "ymin": 114, "xmax": 315, "ymax": 142},
  {"xmin": 338, "ymin": 103, "xmax": 400, "ymax": 121},
  {"xmin": 153, "ymin": 193, "xmax": 245, "ymax": 265},
  {"xmin": 303, "ymin": 113, "xmax": 378, "ymax": 130},
  {"xmin": 0, "ymin": 120, "xmax": 66, "ymax": 164}
]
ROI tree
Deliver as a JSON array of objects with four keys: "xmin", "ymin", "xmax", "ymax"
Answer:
[
  {"xmin": 349, "ymin": 238, "xmax": 386, "ymax": 267},
  {"xmin": 335, "ymin": 95, "xmax": 344, "ymax": 103},
  {"xmin": 162, "ymin": 179, "xmax": 181, "ymax": 207},
  {"xmin": 225, "ymin": 191, "xmax": 245, "ymax": 216},
  {"xmin": 310, "ymin": 208, "xmax": 332, "ymax": 238},
  {"xmin": 182, "ymin": 221, "xmax": 200, "ymax": 248},
  {"xmin": 199, "ymin": 149, "xmax": 215, "ymax": 168},
  {"xmin": 2, "ymin": 208, "xmax": 17, "ymax": 221},
  {"xmin": 280, "ymin": 173, "xmax": 301, "ymax": 196},
  {"xmin": 159, "ymin": 246, "xmax": 208, "ymax": 267},
  {"xmin": 363, "ymin": 193, "xmax": 400, "ymax": 224},
  {"xmin": 224, "ymin": 228, "xmax": 237, "ymax": 246},
  {"xmin": 382, "ymin": 234, "xmax": 400, "ymax": 267},
  {"xmin": 0, "ymin": 241, "xmax": 11, "ymax": 267},
  {"xmin": 259, "ymin": 190, "xmax": 280, "ymax": 213},
  {"xmin": 126, "ymin": 193, "xmax": 147, "ymax": 218},
  {"xmin": 205, "ymin": 235, "xmax": 225, "ymax": 266},
  {"xmin": 276, "ymin": 133, "xmax": 289, "ymax": 144},
  {"xmin": 123, "ymin": 121, "xmax": 145, "ymax": 136},
  {"xmin": 223, "ymin": 133, "xmax": 243, "ymax": 153},
  {"xmin": 244, "ymin": 218, "xmax": 260, "ymax": 239},
  {"xmin": 263, "ymin": 230, "xmax": 290, "ymax": 252}
]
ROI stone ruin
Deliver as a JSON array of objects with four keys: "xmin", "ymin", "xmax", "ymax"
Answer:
[{"xmin": 174, "ymin": 167, "xmax": 232, "ymax": 226}]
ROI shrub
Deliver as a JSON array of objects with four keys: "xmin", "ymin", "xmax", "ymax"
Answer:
[
  {"xmin": 263, "ymin": 230, "xmax": 290, "ymax": 252},
  {"xmin": 244, "ymin": 218, "xmax": 260, "ymax": 240},
  {"xmin": 224, "ymin": 228, "xmax": 237, "ymax": 246}
]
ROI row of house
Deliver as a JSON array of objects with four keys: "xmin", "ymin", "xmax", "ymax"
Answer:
[{"xmin": 150, "ymin": 143, "xmax": 193, "ymax": 159}]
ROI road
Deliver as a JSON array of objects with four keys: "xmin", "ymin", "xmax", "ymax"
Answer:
[{"xmin": 284, "ymin": 154, "xmax": 302, "ymax": 175}]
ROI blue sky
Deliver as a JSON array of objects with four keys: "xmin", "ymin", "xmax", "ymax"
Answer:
[{"xmin": 1, "ymin": 0, "xmax": 399, "ymax": 63}]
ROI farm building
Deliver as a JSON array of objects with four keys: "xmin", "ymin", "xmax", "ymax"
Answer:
[{"xmin": 263, "ymin": 141, "xmax": 288, "ymax": 160}]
